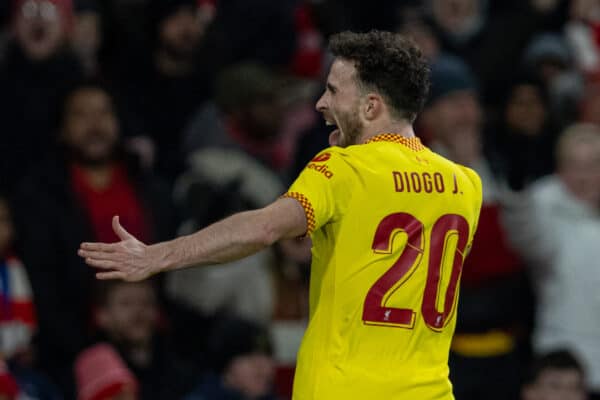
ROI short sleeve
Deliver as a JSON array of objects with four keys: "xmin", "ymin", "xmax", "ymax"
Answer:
[{"xmin": 283, "ymin": 148, "xmax": 354, "ymax": 236}]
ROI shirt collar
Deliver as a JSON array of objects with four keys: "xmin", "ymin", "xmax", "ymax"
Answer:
[{"xmin": 364, "ymin": 133, "xmax": 426, "ymax": 151}]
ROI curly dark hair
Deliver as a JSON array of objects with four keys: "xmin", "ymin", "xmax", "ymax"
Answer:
[{"xmin": 329, "ymin": 30, "xmax": 430, "ymax": 122}]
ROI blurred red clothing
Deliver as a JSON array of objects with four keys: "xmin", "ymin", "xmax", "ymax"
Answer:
[{"xmin": 71, "ymin": 164, "xmax": 151, "ymax": 244}]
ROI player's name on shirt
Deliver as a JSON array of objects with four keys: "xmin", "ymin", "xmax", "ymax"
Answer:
[{"xmin": 392, "ymin": 170, "xmax": 462, "ymax": 195}]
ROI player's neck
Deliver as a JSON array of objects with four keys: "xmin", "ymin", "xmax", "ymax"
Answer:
[{"xmin": 359, "ymin": 120, "xmax": 415, "ymax": 144}]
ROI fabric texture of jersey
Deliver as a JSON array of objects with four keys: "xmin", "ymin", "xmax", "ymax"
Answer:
[{"xmin": 284, "ymin": 134, "xmax": 483, "ymax": 400}]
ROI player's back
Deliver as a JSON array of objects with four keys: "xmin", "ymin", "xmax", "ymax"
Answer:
[{"xmin": 286, "ymin": 135, "xmax": 482, "ymax": 400}]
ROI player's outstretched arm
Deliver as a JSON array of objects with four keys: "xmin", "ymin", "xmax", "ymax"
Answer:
[{"xmin": 78, "ymin": 197, "xmax": 307, "ymax": 281}]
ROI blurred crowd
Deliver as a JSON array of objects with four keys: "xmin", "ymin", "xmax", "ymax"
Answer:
[{"xmin": 0, "ymin": 0, "xmax": 599, "ymax": 399}]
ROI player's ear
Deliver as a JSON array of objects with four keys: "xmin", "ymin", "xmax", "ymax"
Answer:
[{"xmin": 363, "ymin": 93, "xmax": 383, "ymax": 121}]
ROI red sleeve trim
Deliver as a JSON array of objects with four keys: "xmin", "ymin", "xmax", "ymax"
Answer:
[{"xmin": 282, "ymin": 192, "xmax": 316, "ymax": 235}]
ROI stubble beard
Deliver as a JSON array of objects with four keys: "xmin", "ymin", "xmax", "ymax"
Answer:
[{"xmin": 337, "ymin": 108, "xmax": 364, "ymax": 148}]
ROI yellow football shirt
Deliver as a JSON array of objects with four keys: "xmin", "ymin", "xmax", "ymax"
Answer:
[{"xmin": 283, "ymin": 134, "xmax": 482, "ymax": 400}]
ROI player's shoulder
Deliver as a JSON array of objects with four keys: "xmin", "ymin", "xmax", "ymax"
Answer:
[
  {"xmin": 311, "ymin": 146, "xmax": 355, "ymax": 159},
  {"xmin": 453, "ymin": 164, "xmax": 483, "ymax": 212},
  {"xmin": 428, "ymin": 153, "xmax": 482, "ymax": 196},
  {"xmin": 456, "ymin": 164, "xmax": 482, "ymax": 190},
  {"xmin": 308, "ymin": 146, "xmax": 358, "ymax": 169},
  {"xmin": 302, "ymin": 147, "xmax": 356, "ymax": 182},
  {"xmin": 324, "ymin": 143, "xmax": 396, "ymax": 165},
  {"xmin": 426, "ymin": 151, "xmax": 479, "ymax": 181},
  {"xmin": 311, "ymin": 146, "xmax": 344, "ymax": 158}
]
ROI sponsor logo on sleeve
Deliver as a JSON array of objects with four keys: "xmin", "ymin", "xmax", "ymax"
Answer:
[
  {"xmin": 311, "ymin": 152, "xmax": 331, "ymax": 162},
  {"xmin": 306, "ymin": 162, "xmax": 334, "ymax": 179},
  {"xmin": 306, "ymin": 152, "xmax": 334, "ymax": 178}
]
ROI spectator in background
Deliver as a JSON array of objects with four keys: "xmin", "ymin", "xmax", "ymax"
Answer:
[
  {"xmin": 523, "ymin": 33, "xmax": 573, "ymax": 88},
  {"xmin": 0, "ymin": 0, "xmax": 84, "ymax": 194},
  {"xmin": 184, "ymin": 318, "xmax": 277, "ymax": 400},
  {"xmin": 521, "ymin": 350, "xmax": 588, "ymax": 400},
  {"xmin": 70, "ymin": 0, "xmax": 102, "ymax": 77},
  {"xmin": 93, "ymin": 280, "xmax": 196, "ymax": 400},
  {"xmin": 578, "ymin": 82, "xmax": 600, "ymax": 127},
  {"xmin": 199, "ymin": 0, "xmax": 296, "ymax": 74},
  {"xmin": 168, "ymin": 62, "xmax": 313, "ymax": 357},
  {"xmin": 12, "ymin": 80, "xmax": 174, "ymax": 396},
  {"xmin": 0, "ymin": 196, "xmax": 61, "ymax": 399},
  {"xmin": 425, "ymin": 0, "xmax": 568, "ymax": 107},
  {"xmin": 119, "ymin": 0, "xmax": 215, "ymax": 182},
  {"xmin": 487, "ymin": 74, "xmax": 556, "ymax": 190},
  {"xmin": 565, "ymin": 0, "xmax": 600, "ymax": 78},
  {"xmin": 0, "ymin": 195, "xmax": 35, "ymax": 366},
  {"xmin": 428, "ymin": 0, "xmax": 487, "ymax": 54},
  {"xmin": 503, "ymin": 123, "xmax": 600, "ymax": 398},
  {"xmin": 421, "ymin": 55, "xmax": 531, "ymax": 400},
  {"xmin": 288, "ymin": 1, "xmax": 325, "ymax": 79},
  {"xmin": 166, "ymin": 142, "xmax": 281, "ymax": 325},
  {"xmin": 183, "ymin": 62, "xmax": 290, "ymax": 173},
  {"xmin": 0, "ymin": 360, "xmax": 19, "ymax": 400},
  {"xmin": 522, "ymin": 33, "xmax": 584, "ymax": 129},
  {"xmin": 397, "ymin": 6, "xmax": 440, "ymax": 62},
  {"xmin": 75, "ymin": 343, "xmax": 138, "ymax": 400}
]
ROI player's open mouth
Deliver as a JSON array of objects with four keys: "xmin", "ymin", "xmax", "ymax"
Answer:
[
  {"xmin": 326, "ymin": 120, "xmax": 341, "ymax": 146},
  {"xmin": 325, "ymin": 120, "xmax": 339, "ymax": 135}
]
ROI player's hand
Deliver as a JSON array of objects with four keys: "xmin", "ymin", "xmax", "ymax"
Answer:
[{"xmin": 78, "ymin": 215, "xmax": 162, "ymax": 281}]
